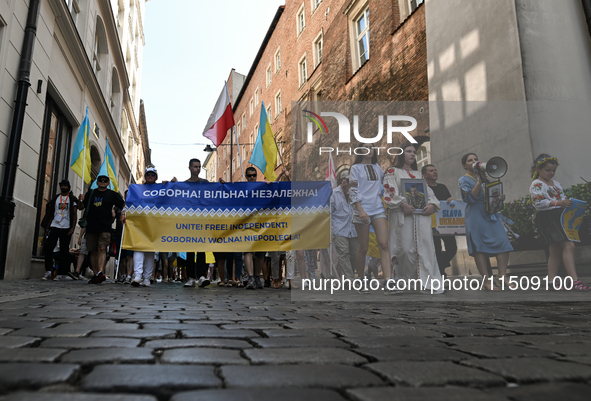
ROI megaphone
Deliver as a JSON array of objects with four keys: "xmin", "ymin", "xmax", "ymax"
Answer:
[{"xmin": 473, "ymin": 156, "xmax": 507, "ymax": 179}]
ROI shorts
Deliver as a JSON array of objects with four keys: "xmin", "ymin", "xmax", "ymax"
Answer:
[
  {"xmin": 352, "ymin": 211, "xmax": 387, "ymax": 225},
  {"xmin": 121, "ymin": 249, "xmax": 134, "ymax": 257},
  {"xmin": 86, "ymin": 232, "xmax": 111, "ymax": 252}
]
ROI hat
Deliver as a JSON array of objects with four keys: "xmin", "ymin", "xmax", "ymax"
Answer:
[
  {"xmin": 340, "ymin": 171, "xmax": 350, "ymax": 180},
  {"xmin": 145, "ymin": 166, "xmax": 158, "ymax": 178},
  {"xmin": 97, "ymin": 174, "xmax": 109, "ymax": 180},
  {"xmin": 59, "ymin": 179, "xmax": 71, "ymax": 188}
]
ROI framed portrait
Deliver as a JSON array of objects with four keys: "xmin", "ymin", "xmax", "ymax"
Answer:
[
  {"xmin": 485, "ymin": 181, "xmax": 504, "ymax": 214},
  {"xmin": 401, "ymin": 178, "xmax": 428, "ymax": 213}
]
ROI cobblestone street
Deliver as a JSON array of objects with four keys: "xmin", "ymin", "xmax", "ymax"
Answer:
[{"xmin": 0, "ymin": 278, "xmax": 590, "ymax": 400}]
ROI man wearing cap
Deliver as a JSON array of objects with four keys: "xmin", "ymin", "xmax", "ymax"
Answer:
[
  {"xmin": 79, "ymin": 174, "xmax": 125, "ymax": 284},
  {"xmin": 331, "ymin": 170, "xmax": 358, "ymax": 281},
  {"xmin": 122, "ymin": 167, "xmax": 158, "ymax": 287},
  {"xmin": 41, "ymin": 179, "xmax": 81, "ymax": 281}
]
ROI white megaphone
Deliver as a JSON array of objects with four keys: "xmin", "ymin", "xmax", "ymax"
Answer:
[{"xmin": 473, "ymin": 156, "xmax": 507, "ymax": 179}]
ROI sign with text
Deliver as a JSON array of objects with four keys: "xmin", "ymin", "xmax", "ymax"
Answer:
[
  {"xmin": 123, "ymin": 181, "xmax": 331, "ymax": 252},
  {"xmin": 431, "ymin": 200, "xmax": 466, "ymax": 235}
]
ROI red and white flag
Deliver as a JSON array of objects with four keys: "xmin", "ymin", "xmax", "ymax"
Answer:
[
  {"xmin": 326, "ymin": 152, "xmax": 337, "ymax": 189},
  {"xmin": 203, "ymin": 82, "xmax": 235, "ymax": 147}
]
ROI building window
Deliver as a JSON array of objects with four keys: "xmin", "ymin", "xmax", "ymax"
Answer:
[
  {"xmin": 311, "ymin": 0, "xmax": 322, "ymax": 12},
  {"xmin": 267, "ymin": 105, "xmax": 272, "ymax": 120},
  {"xmin": 266, "ymin": 64, "xmax": 272, "ymax": 87},
  {"xmin": 241, "ymin": 113, "xmax": 246, "ymax": 129},
  {"xmin": 416, "ymin": 142, "xmax": 431, "ymax": 172},
  {"xmin": 355, "ymin": 7, "xmax": 370, "ymax": 68},
  {"xmin": 254, "ymin": 88, "xmax": 259, "ymax": 108},
  {"xmin": 297, "ymin": 4, "xmax": 306, "ymax": 35},
  {"xmin": 249, "ymin": 98, "xmax": 254, "ymax": 116},
  {"xmin": 410, "ymin": 0, "xmax": 424, "ymax": 13},
  {"xmin": 250, "ymin": 133, "xmax": 254, "ymax": 153},
  {"xmin": 236, "ymin": 122, "xmax": 241, "ymax": 137},
  {"xmin": 275, "ymin": 91, "xmax": 282, "ymax": 117},
  {"xmin": 275, "ymin": 48, "xmax": 281, "ymax": 73},
  {"xmin": 299, "ymin": 55, "xmax": 307, "ymax": 87},
  {"xmin": 313, "ymin": 32, "xmax": 323, "ymax": 67}
]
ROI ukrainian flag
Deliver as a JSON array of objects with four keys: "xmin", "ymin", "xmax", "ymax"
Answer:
[
  {"xmin": 249, "ymin": 101, "xmax": 278, "ymax": 181},
  {"xmin": 70, "ymin": 108, "xmax": 92, "ymax": 183},
  {"xmin": 91, "ymin": 138, "xmax": 119, "ymax": 192}
]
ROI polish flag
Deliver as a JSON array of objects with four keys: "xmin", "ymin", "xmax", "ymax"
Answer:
[
  {"xmin": 203, "ymin": 82, "xmax": 235, "ymax": 147},
  {"xmin": 326, "ymin": 152, "xmax": 337, "ymax": 188}
]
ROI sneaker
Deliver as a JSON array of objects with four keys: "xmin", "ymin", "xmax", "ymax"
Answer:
[
  {"xmin": 96, "ymin": 272, "xmax": 106, "ymax": 283},
  {"xmin": 264, "ymin": 278, "xmax": 271, "ymax": 288},
  {"xmin": 384, "ymin": 279, "xmax": 404, "ymax": 295},
  {"xmin": 131, "ymin": 276, "xmax": 142, "ymax": 287},
  {"xmin": 198, "ymin": 276, "xmax": 210, "ymax": 288},
  {"xmin": 88, "ymin": 275, "xmax": 103, "ymax": 284},
  {"xmin": 156, "ymin": 277, "xmax": 162, "ymax": 283},
  {"xmin": 421, "ymin": 288, "xmax": 445, "ymax": 295},
  {"xmin": 123, "ymin": 276, "xmax": 132, "ymax": 285},
  {"xmin": 141, "ymin": 278, "xmax": 151, "ymax": 287},
  {"xmin": 116, "ymin": 275, "xmax": 126, "ymax": 284},
  {"xmin": 254, "ymin": 276, "xmax": 263, "ymax": 289},
  {"xmin": 67, "ymin": 272, "xmax": 78, "ymax": 281},
  {"xmin": 245, "ymin": 276, "xmax": 257, "ymax": 290},
  {"xmin": 72, "ymin": 271, "xmax": 81, "ymax": 280},
  {"xmin": 184, "ymin": 278, "xmax": 196, "ymax": 288},
  {"xmin": 41, "ymin": 271, "xmax": 51, "ymax": 281}
]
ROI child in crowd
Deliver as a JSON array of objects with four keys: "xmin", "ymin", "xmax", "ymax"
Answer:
[{"xmin": 529, "ymin": 154, "xmax": 590, "ymax": 291}]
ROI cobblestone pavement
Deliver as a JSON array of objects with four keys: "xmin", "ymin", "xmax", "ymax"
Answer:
[{"xmin": 0, "ymin": 278, "xmax": 590, "ymax": 401}]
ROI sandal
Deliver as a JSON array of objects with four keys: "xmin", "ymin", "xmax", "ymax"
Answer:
[
  {"xmin": 572, "ymin": 280, "xmax": 591, "ymax": 291},
  {"xmin": 272, "ymin": 279, "xmax": 283, "ymax": 289},
  {"xmin": 226, "ymin": 280, "xmax": 233, "ymax": 287},
  {"xmin": 236, "ymin": 281, "xmax": 244, "ymax": 288},
  {"xmin": 218, "ymin": 281, "xmax": 226, "ymax": 286}
]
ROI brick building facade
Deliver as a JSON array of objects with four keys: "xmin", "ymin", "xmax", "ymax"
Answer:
[{"xmin": 217, "ymin": 0, "xmax": 429, "ymax": 183}]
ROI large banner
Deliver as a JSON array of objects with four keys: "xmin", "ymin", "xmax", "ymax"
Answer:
[
  {"xmin": 431, "ymin": 200, "xmax": 466, "ymax": 235},
  {"xmin": 123, "ymin": 181, "xmax": 331, "ymax": 252}
]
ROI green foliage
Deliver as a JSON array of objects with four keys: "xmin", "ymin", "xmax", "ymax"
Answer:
[
  {"xmin": 564, "ymin": 182, "xmax": 591, "ymax": 217},
  {"xmin": 501, "ymin": 182, "xmax": 591, "ymax": 246}
]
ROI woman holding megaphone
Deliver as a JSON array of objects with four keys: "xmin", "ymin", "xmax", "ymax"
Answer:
[{"xmin": 459, "ymin": 153, "xmax": 513, "ymax": 290}]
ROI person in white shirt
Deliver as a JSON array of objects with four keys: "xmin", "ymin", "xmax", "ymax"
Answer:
[
  {"xmin": 349, "ymin": 147, "xmax": 395, "ymax": 292},
  {"xmin": 330, "ymin": 171, "xmax": 357, "ymax": 281}
]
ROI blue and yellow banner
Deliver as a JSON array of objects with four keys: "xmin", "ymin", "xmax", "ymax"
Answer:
[
  {"xmin": 123, "ymin": 181, "xmax": 331, "ymax": 252},
  {"xmin": 561, "ymin": 199, "xmax": 587, "ymax": 242}
]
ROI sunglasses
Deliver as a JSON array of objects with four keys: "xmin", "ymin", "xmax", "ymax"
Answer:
[
  {"xmin": 146, "ymin": 172, "xmax": 156, "ymax": 177},
  {"xmin": 97, "ymin": 178, "xmax": 109, "ymax": 183},
  {"xmin": 246, "ymin": 174, "xmax": 257, "ymax": 178}
]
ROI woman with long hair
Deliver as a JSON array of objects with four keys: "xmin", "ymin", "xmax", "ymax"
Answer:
[
  {"xmin": 349, "ymin": 147, "xmax": 394, "ymax": 291},
  {"xmin": 383, "ymin": 142, "xmax": 443, "ymax": 294}
]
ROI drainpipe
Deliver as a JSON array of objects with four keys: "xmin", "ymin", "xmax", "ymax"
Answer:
[
  {"xmin": 0, "ymin": 0, "xmax": 42, "ymax": 279},
  {"xmin": 583, "ymin": 0, "xmax": 591, "ymax": 37}
]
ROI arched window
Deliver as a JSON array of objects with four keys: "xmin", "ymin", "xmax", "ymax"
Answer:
[
  {"xmin": 90, "ymin": 144, "xmax": 102, "ymax": 182},
  {"xmin": 93, "ymin": 17, "xmax": 109, "ymax": 82}
]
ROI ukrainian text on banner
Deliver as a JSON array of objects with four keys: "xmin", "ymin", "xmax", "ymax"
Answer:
[
  {"xmin": 122, "ymin": 181, "xmax": 331, "ymax": 252},
  {"xmin": 431, "ymin": 200, "xmax": 466, "ymax": 235}
]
